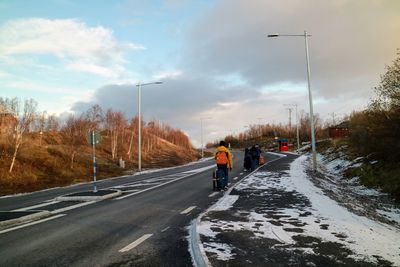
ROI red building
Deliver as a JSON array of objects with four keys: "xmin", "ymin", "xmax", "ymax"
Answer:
[{"xmin": 329, "ymin": 121, "xmax": 349, "ymax": 139}]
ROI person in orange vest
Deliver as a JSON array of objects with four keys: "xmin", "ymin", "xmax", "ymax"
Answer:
[{"xmin": 215, "ymin": 141, "xmax": 233, "ymax": 191}]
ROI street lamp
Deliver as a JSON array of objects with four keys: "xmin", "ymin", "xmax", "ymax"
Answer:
[
  {"xmin": 136, "ymin": 81, "xmax": 163, "ymax": 172},
  {"xmin": 267, "ymin": 31, "xmax": 317, "ymax": 171},
  {"xmin": 200, "ymin": 117, "xmax": 211, "ymax": 158}
]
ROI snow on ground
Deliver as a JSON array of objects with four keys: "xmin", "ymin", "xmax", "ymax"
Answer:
[
  {"xmin": 197, "ymin": 155, "xmax": 400, "ymax": 265},
  {"xmin": 288, "ymin": 156, "xmax": 400, "ymax": 264}
]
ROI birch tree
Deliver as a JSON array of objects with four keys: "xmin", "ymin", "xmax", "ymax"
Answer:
[{"xmin": 2, "ymin": 98, "xmax": 38, "ymax": 174}]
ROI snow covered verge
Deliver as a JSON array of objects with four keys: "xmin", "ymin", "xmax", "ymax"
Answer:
[
  {"xmin": 197, "ymin": 155, "xmax": 400, "ymax": 266},
  {"xmin": 317, "ymin": 148, "xmax": 400, "ymax": 227}
]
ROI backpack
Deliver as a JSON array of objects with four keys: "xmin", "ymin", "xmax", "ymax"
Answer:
[{"xmin": 216, "ymin": 151, "xmax": 228, "ymax": 165}]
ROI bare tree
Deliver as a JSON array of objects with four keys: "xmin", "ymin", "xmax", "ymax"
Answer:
[
  {"xmin": 127, "ymin": 116, "xmax": 138, "ymax": 160},
  {"xmin": 105, "ymin": 109, "xmax": 126, "ymax": 159},
  {"xmin": 85, "ymin": 104, "xmax": 104, "ymax": 132},
  {"xmin": 46, "ymin": 114, "xmax": 60, "ymax": 132},
  {"xmin": 61, "ymin": 115, "xmax": 90, "ymax": 169},
  {"xmin": 3, "ymin": 98, "xmax": 38, "ymax": 174}
]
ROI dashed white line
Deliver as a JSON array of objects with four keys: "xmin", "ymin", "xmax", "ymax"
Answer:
[
  {"xmin": 50, "ymin": 201, "xmax": 96, "ymax": 214},
  {"xmin": 180, "ymin": 206, "xmax": 196, "ymax": 214},
  {"xmin": 161, "ymin": 226, "xmax": 170, "ymax": 232},
  {"xmin": 0, "ymin": 214, "xmax": 66, "ymax": 235},
  {"xmin": 13, "ymin": 200, "xmax": 60, "ymax": 211},
  {"xmin": 116, "ymin": 165, "xmax": 215, "ymax": 200},
  {"xmin": 119, "ymin": 234, "xmax": 153, "ymax": 252},
  {"xmin": 239, "ymin": 172, "xmax": 243, "ymax": 175},
  {"xmin": 208, "ymin": 192, "xmax": 219, "ymax": 197},
  {"xmin": 233, "ymin": 176, "xmax": 238, "ymax": 180}
]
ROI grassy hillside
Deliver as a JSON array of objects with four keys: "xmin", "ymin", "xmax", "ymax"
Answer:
[{"xmin": 0, "ymin": 131, "xmax": 199, "ymax": 196}]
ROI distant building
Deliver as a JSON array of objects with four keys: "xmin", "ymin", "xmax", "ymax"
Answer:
[{"xmin": 329, "ymin": 121, "xmax": 349, "ymax": 139}]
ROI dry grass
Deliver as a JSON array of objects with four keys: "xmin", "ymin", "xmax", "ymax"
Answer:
[{"xmin": 0, "ymin": 132, "xmax": 199, "ymax": 196}]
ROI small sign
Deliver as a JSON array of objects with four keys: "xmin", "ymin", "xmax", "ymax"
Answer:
[{"xmin": 87, "ymin": 131, "xmax": 101, "ymax": 145}]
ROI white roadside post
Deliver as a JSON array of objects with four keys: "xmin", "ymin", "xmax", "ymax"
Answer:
[
  {"xmin": 88, "ymin": 131, "xmax": 101, "ymax": 193},
  {"xmin": 92, "ymin": 131, "xmax": 97, "ymax": 192},
  {"xmin": 267, "ymin": 31, "xmax": 317, "ymax": 171},
  {"xmin": 136, "ymin": 81, "xmax": 163, "ymax": 172}
]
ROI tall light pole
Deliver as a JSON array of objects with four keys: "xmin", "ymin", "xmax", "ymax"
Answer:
[
  {"xmin": 200, "ymin": 117, "xmax": 211, "ymax": 158},
  {"xmin": 285, "ymin": 103, "xmax": 300, "ymax": 151},
  {"xmin": 136, "ymin": 81, "xmax": 163, "ymax": 172},
  {"xmin": 268, "ymin": 31, "xmax": 317, "ymax": 171}
]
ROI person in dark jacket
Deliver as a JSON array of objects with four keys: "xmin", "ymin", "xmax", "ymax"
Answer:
[
  {"xmin": 244, "ymin": 147, "xmax": 252, "ymax": 171},
  {"xmin": 249, "ymin": 145, "xmax": 258, "ymax": 171},
  {"xmin": 255, "ymin": 144, "xmax": 261, "ymax": 166}
]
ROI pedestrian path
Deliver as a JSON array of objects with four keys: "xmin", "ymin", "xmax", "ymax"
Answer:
[{"xmin": 194, "ymin": 154, "xmax": 400, "ymax": 267}]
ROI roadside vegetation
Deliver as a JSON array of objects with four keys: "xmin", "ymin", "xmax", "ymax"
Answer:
[
  {"xmin": 207, "ymin": 112, "xmax": 329, "ymax": 150},
  {"xmin": 0, "ymin": 102, "xmax": 199, "ymax": 196},
  {"xmin": 344, "ymin": 52, "xmax": 400, "ymax": 200}
]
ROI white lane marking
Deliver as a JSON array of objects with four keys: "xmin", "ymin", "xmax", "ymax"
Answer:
[
  {"xmin": 13, "ymin": 200, "xmax": 60, "ymax": 211},
  {"xmin": 266, "ymin": 151, "xmax": 287, "ymax": 158},
  {"xmin": 119, "ymin": 189, "xmax": 141, "ymax": 193},
  {"xmin": 119, "ymin": 234, "xmax": 153, "ymax": 253},
  {"xmin": 239, "ymin": 172, "xmax": 243, "ymax": 175},
  {"xmin": 180, "ymin": 206, "xmax": 196, "ymax": 214},
  {"xmin": 233, "ymin": 176, "xmax": 238, "ymax": 180},
  {"xmin": 0, "ymin": 214, "xmax": 66, "ymax": 235},
  {"xmin": 115, "ymin": 165, "xmax": 215, "ymax": 200},
  {"xmin": 208, "ymin": 192, "xmax": 219, "ymax": 198},
  {"xmin": 114, "ymin": 182, "xmax": 161, "ymax": 188},
  {"xmin": 161, "ymin": 226, "xmax": 170, "ymax": 232},
  {"xmin": 50, "ymin": 201, "xmax": 96, "ymax": 214}
]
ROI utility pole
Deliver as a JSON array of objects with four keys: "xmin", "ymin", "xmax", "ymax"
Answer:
[
  {"xmin": 285, "ymin": 104, "xmax": 300, "ymax": 151},
  {"xmin": 328, "ymin": 112, "xmax": 336, "ymax": 126},
  {"xmin": 286, "ymin": 108, "xmax": 293, "ymax": 130}
]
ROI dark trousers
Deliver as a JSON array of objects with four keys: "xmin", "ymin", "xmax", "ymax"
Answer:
[
  {"xmin": 217, "ymin": 165, "xmax": 229, "ymax": 188},
  {"xmin": 251, "ymin": 158, "xmax": 257, "ymax": 171}
]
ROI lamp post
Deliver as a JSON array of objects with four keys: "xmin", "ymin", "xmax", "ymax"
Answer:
[
  {"xmin": 136, "ymin": 81, "xmax": 163, "ymax": 172},
  {"xmin": 267, "ymin": 31, "xmax": 317, "ymax": 171},
  {"xmin": 200, "ymin": 117, "xmax": 211, "ymax": 158}
]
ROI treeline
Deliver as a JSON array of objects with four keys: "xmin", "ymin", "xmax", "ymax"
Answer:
[
  {"xmin": 0, "ymin": 100, "xmax": 194, "ymax": 176},
  {"xmin": 346, "ymin": 52, "xmax": 400, "ymax": 199},
  {"xmin": 207, "ymin": 112, "xmax": 328, "ymax": 149}
]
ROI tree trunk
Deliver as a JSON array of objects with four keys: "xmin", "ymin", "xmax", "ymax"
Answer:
[
  {"xmin": 70, "ymin": 151, "xmax": 76, "ymax": 169},
  {"xmin": 9, "ymin": 134, "xmax": 22, "ymax": 174},
  {"xmin": 127, "ymin": 129, "xmax": 134, "ymax": 160}
]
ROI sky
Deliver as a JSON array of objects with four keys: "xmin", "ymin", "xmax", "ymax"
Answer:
[{"xmin": 1, "ymin": 0, "xmax": 399, "ymax": 147}]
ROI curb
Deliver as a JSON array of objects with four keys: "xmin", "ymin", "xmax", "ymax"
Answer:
[
  {"xmin": 55, "ymin": 189, "xmax": 122, "ymax": 202},
  {"xmin": 188, "ymin": 217, "xmax": 212, "ymax": 267},
  {"xmin": 188, "ymin": 158, "xmax": 271, "ymax": 267},
  {"xmin": 0, "ymin": 210, "xmax": 51, "ymax": 230}
]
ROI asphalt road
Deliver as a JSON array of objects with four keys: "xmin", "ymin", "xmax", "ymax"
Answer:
[{"xmin": 0, "ymin": 151, "xmax": 282, "ymax": 267}]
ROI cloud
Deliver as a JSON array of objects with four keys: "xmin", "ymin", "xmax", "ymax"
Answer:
[
  {"xmin": 152, "ymin": 70, "xmax": 183, "ymax": 80},
  {"xmin": 0, "ymin": 18, "xmax": 144, "ymax": 78},
  {"xmin": 183, "ymin": 0, "xmax": 400, "ymax": 99},
  {"xmin": 71, "ymin": 0, "xmax": 399, "ymax": 146}
]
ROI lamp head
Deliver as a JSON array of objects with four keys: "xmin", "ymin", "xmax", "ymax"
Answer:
[{"xmin": 267, "ymin": 33, "xmax": 279, "ymax": 37}]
